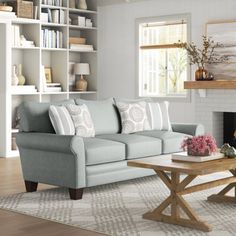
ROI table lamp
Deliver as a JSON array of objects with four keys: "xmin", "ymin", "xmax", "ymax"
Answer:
[{"xmin": 74, "ymin": 63, "xmax": 90, "ymax": 91}]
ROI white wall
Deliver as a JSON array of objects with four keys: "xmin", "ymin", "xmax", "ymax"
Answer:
[{"xmin": 97, "ymin": 0, "xmax": 236, "ymax": 123}]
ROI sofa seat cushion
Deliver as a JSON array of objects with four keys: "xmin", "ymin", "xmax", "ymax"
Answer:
[
  {"xmin": 136, "ymin": 130, "xmax": 189, "ymax": 154},
  {"xmin": 96, "ymin": 134, "xmax": 162, "ymax": 159},
  {"xmin": 83, "ymin": 138, "xmax": 126, "ymax": 166}
]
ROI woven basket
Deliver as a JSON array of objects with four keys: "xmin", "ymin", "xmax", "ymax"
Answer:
[{"xmin": 9, "ymin": 0, "xmax": 33, "ymax": 19}]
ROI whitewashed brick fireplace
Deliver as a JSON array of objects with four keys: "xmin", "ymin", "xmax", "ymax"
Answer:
[{"xmin": 195, "ymin": 89, "xmax": 236, "ymax": 147}]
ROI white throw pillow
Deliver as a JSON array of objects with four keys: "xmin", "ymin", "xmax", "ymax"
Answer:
[
  {"xmin": 49, "ymin": 105, "xmax": 75, "ymax": 135},
  {"xmin": 65, "ymin": 104, "xmax": 95, "ymax": 137},
  {"xmin": 148, "ymin": 101, "xmax": 172, "ymax": 131},
  {"xmin": 116, "ymin": 101, "xmax": 150, "ymax": 134}
]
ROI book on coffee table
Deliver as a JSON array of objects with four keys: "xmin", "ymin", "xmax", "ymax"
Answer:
[{"xmin": 172, "ymin": 152, "xmax": 225, "ymax": 162}]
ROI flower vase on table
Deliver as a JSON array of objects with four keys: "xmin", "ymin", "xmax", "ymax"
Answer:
[{"xmin": 181, "ymin": 135, "xmax": 217, "ymax": 157}]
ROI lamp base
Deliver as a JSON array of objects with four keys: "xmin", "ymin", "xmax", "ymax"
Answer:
[{"xmin": 75, "ymin": 76, "xmax": 88, "ymax": 91}]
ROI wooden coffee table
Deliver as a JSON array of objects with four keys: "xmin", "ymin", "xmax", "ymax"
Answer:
[{"xmin": 128, "ymin": 155, "xmax": 236, "ymax": 232}]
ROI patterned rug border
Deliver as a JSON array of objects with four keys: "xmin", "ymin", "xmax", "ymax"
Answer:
[{"xmin": 0, "ymin": 200, "xmax": 108, "ymax": 236}]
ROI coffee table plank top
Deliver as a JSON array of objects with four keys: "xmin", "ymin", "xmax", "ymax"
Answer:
[{"xmin": 128, "ymin": 155, "xmax": 236, "ymax": 175}]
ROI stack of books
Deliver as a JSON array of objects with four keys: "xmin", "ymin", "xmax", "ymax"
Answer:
[
  {"xmin": 42, "ymin": 8, "xmax": 65, "ymax": 24},
  {"xmin": 69, "ymin": 37, "xmax": 93, "ymax": 51},
  {"xmin": 45, "ymin": 83, "xmax": 62, "ymax": 92},
  {"xmin": 12, "ymin": 85, "xmax": 37, "ymax": 94},
  {"xmin": 41, "ymin": 28, "xmax": 63, "ymax": 48},
  {"xmin": 41, "ymin": 0, "xmax": 63, "ymax": 7}
]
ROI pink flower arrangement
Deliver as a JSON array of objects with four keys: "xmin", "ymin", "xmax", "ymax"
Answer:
[{"xmin": 181, "ymin": 135, "xmax": 218, "ymax": 156}]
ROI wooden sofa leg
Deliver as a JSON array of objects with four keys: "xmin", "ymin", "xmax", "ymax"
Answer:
[
  {"xmin": 25, "ymin": 180, "xmax": 38, "ymax": 192},
  {"xmin": 69, "ymin": 188, "xmax": 84, "ymax": 200}
]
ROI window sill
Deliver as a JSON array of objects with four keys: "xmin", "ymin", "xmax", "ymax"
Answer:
[{"xmin": 138, "ymin": 93, "xmax": 191, "ymax": 103}]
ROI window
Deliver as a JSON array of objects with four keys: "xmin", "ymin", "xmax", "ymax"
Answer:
[{"xmin": 138, "ymin": 15, "xmax": 189, "ymax": 98}]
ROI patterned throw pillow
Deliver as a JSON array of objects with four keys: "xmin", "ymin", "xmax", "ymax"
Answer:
[
  {"xmin": 116, "ymin": 101, "xmax": 150, "ymax": 134},
  {"xmin": 65, "ymin": 104, "xmax": 95, "ymax": 137},
  {"xmin": 49, "ymin": 105, "xmax": 75, "ymax": 135},
  {"xmin": 147, "ymin": 101, "xmax": 172, "ymax": 131}
]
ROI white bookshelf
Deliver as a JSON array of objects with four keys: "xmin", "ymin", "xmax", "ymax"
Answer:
[{"xmin": 0, "ymin": 0, "xmax": 98, "ymax": 157}]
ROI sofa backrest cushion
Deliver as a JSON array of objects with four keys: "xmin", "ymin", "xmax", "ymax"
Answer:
[
  {"xmin": 19, "ymin": 99, "xmax": 75, "ymax": 133},
  {"xmin": 75, "ymin": 98, "xmax": 121, "ymax": 135}
]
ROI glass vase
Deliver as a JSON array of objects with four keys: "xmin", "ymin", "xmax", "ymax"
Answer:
[{"xmin": 195, "ymin": 67, "xmax": 207, "ymax": 81}]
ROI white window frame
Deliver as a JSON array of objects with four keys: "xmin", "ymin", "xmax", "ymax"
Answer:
[{"xmin": 135, "ymin": 13, "xmax": 191, "ymax": 102}]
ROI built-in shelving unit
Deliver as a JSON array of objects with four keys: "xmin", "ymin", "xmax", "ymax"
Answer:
[{"xmin": 0, "ymin": 0, "xmax": 98, "ymax": 157}]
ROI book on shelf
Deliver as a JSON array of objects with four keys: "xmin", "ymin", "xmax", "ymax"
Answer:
[
  {"xmin": 11, "ymin": 85, "xmax": 37, "ymax": 94},
  {"xmin": 44, "ymin": 87, "xmax": 62, "ymax": 92},
  {"xmin": 41, "ymin": 28, "xmax": 63, "ymax": 48},
  {"xmin": 0, "ymin": 11, "xmax": 16, "ymax": 19},
  {"xmin": 46, "ymin": 82, "xmax": 61, "ymax": 87},
  {"xmin": 41, "ymin": 0, "xmax": 63, "ymax": 7},
  {"xmin": 69, "ymin": 37, "xmax": 86, "ymax": 44},
  {"xmin": 70, "ymin": 44, "xmax": 93, "ymax": 51}
]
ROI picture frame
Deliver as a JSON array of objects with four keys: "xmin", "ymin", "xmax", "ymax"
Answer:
[
  {"xmin": 44, "ymin": 67, "xmax": 52, "ymax": 83},
  {"xmin": 206, "ymin": 21, "xmax": 236, "ymax": 79}
]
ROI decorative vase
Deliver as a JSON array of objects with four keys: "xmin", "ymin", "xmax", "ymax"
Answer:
[
  {"xmin": 17, "ymin": 64, "xmax": 26, "ymax": 85},
  {"xmin": 77, "ymin": 0, "xmax": 87, "ymax": 10},
  {"xmin": 195, "ymin": 67, "xmax": 207, "ymax": 81},
  {"xmin": 76, "ymin": 76, "xmax": 87, "ymax": 91},
  {"xmin": 12, "ymin": 65, "xmax": 19, "ymax": 86},
  {"xmin": 187, "ymin": 148, "xmax": 210, "ymax": 157}
]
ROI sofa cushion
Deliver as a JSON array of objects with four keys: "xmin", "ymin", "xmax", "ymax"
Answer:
[
  {"xmin": 65, "ymin": 104, "xmax": 95, "ymax": 137},
  {"xmin": 75, "ymin": 98, "xmax": 121, "ymax": 135},
  {"xmin": 97, "ymin": 134, "xmax": 162, "ymax": 159},
  {"xmin": 83, "ymin": 138, "xmax": 126, "ymax": 165},
  {"xmin": 49, "ymin": 105, "xmax": 75, "ymax": 135},
  {"xmin": 116, "ymin": 101, "xmax": 151, "ymax": 134},
  {"xmin": 137, "ymin": 130, "xmax": 189, "ymax": 154},
  {"xmin": 19, "ymin": 99, "xmax": 75, "ymax": 133},
  {"xmin": 147, "ymin": 101, "xmax": 172, "ymax": 131}
]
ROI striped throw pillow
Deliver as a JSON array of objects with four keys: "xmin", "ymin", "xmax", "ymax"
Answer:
[
  {"xmin": 49, "ymin": 105, "xmax": 75, "ymax": 135},
  {"xmin": 148, "ymin": 101, "xmax": 172, "ymax": 131}
]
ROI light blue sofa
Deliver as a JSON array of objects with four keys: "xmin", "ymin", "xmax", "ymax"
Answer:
[{"xmin": 16, "ymin": 98, "xmax": 204, "ymax": 200}]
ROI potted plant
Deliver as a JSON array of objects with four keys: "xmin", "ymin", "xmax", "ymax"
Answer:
[
  {"xmin": 177, "ymin": 36, "xmax": 229, "ymax": 80},
  {"xmin": 181, "ymin": 135, "xmax": 217, "ymax": 156}
]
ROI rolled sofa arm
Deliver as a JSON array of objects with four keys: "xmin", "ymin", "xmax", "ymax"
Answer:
[
  {"xmin": 16, "ymin": 132, "xmax": 83, "ymax": 154},
  {"xmin": 16, "ymin": 132, "xmax": 86, "ymax": 189},
  {"xmin": 171, "ymin": 123, "xmax": 205, "ymax": 136}
]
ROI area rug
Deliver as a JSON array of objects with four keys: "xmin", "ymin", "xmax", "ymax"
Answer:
[{"xmin": 0, "ymin": 173, "xmax": 235, "ymax": 236}]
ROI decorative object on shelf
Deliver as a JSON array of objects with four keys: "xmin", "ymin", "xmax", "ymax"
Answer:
[
  {"xmin": 42, "ymin": 66, "xmax": 62, "ymax": 92},
  {"xmin": 74, "ymin": 63, "xmax": 90, "ymax": 91},
  {"xmin": 181, "ymin": 134, "xmax": 217, "ymax": 156},
  {"xmin": 77, "ymin": 0, "xmax": 87, "ymax": 10},
  {"xmin": 44, "ymin": 67, "xmax": 52, "ymax": 83},
  {"xmin": 220, "ymin": 143, "xmax": 236, "ymax": 158},
  {"xmin": 0, "ymin": 4, "xmax": 13, "ymax": 12},
  {"xmin": 177, "ymin": 36, "xmax": 229, "ymax": 81},
  {"xmin": 69, "ymin": 0, "xmax": 76, "ymax": 8},
  {"xmin": 8, "ymin": 0, "xmax": 33, "ymax": 19},
  {"xmin": 17, "ymin": 64, "xmax": 26, "ymax": 85},
  {"xmin": 12, "ymin": 65, "xmax": 19, "ymax": 86},
  {"xmin": 20, "ymin": 35, "xmax": 35, "ymax": 47}
]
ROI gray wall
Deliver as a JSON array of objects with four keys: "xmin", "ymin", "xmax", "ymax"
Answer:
[{"xmin": 97, "ymin": 0, "xmax": 236, "ymax": 123}]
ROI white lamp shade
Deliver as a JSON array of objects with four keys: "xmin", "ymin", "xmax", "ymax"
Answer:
[{"xmin": 74, "ymin": 63, "xmax": 90, "ymax": 75}]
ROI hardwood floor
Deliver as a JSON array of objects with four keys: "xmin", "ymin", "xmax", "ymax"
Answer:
[{"xmin": 0, "ymin": 157, "xmax": 104, "ymax": 236}]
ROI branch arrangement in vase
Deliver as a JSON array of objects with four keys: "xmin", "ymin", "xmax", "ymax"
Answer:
[{"xmin": 176, "ymin": 36, "xmax": 229, "ymax": 80}]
